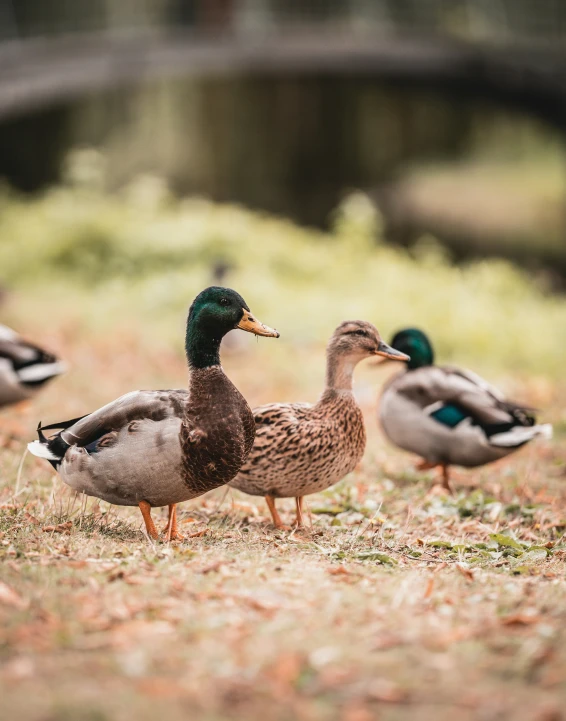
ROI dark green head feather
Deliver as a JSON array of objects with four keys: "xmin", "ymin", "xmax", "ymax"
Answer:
[
  {"xmin": 186, "ymin": 286, "xmax": 250, "ymax": 369},
  {"xmin": 390, "ymin": 328, "xmax": 434, "ymax": 370}
]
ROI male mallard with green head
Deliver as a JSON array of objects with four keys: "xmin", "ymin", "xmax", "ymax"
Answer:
[
  {"xmin": 229, "ymin": 321, "xmax": 408, "ymax": 529},
  {"xmin": 379, "ymin": 328, "xmax": 552, "ymax": 492},
  {"xmin": 28, "ymin": 287, "xmax": 279, "ymax": 540},
  {"xmin": 0, "ymin": 324, "xmax": 66, "ymax": 409}
]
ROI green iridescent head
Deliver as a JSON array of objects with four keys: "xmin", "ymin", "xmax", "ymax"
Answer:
[
  {"xmin": 390, "ymin": 328, "xmax": 434, "ymax": 370},
  {"xmin": 186, "ymin": 286, "xmax": 279, "ymax": 369}
]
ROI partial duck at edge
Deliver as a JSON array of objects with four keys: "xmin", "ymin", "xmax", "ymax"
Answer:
[{"xmin": 0, "ymin": 324, "xmax": 66, "ymax": 410}]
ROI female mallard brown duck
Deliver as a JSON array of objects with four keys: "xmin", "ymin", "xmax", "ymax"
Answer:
[
  {"xmin": 379, "ymin": 328, "xmax": 553, "ymax": 492},
  {"xmin": 28, "ymin": 287, "xmax": 279, "ymax": 540},
  {"xmin": 0, "ymin": 324, "xmax": 66, "ymax": 409},
  {"xmin": 229, "ymin": 321, "xmax": 408, "ymax": 529}
]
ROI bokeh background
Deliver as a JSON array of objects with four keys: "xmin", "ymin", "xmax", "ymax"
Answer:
[
  {"xmin": 1, "ymin": 1, "xmax": 566, "ymax": 427},
  {"xmin": 2, "ymin": 4, "xmax": 566, "ymax": 721}
]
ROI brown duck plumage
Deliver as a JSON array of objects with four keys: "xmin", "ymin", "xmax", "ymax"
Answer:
[{"xmin": 229, "ymin": 320, "xmax": 408, "ymax": 528}]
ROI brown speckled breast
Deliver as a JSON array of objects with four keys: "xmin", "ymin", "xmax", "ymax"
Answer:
[
  {"xmin": 180, "ymin": 366, "xmax": 256, "ymax": 495},
  {"xmin": 229, "ymin": 389, "xmax": 366, "ymax": 498}
]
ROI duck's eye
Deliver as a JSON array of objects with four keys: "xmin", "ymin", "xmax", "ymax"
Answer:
[
  {"xmin": 219, "ymin": 298, "xmax": 229, "ymax": 307},
  {"xmin": 355, "ymin": 329, "xmax": 367, "ymax": 337}
]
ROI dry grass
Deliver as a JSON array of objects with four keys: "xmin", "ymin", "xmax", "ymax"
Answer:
[{"xmin": 1, "ymin": 323, "xmax": 565, "ymax": 721}]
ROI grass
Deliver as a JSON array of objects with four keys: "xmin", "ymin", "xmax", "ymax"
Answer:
[
  {"xmin": 1, "ymin": 161, "xmax": 566, "ymax": 719},
  {"xmin": 1, "ymin": 320, "xmax": 565, "ymax": 721}
]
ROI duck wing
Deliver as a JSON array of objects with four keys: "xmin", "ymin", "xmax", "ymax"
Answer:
[
  {"xmin": 31, "ymin": 389, "xmax": 188, "ymax": 462},
  {"xmin": 251, "ymin": 402, "xmax": 312, "ymax": 448},
  {"xmin": 396, "ymin": 366, "xmax": 533, "ymax": 432}
]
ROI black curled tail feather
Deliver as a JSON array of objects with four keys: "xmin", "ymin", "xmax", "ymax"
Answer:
[
  {"xmin": 36, "ymin": 421, "xmax": 71, "ymax": 468},
  {"xmin": 37, "ymin": 422, "xmax": 49, "ymax": 444}
]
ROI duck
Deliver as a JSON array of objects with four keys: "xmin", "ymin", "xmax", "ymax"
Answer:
[
  {"xmin": 229, "ymin": 321, "xmax": 409, "ymax": 529},
  {"xmin": 0, "ymin": 324, "xmax": 66, "ymax": 409},
  {"xmin": 28, "ymin": 287, "xmax": 279, "ymax": 540},
  {"xmin": 379, "ymin": 328, "xmax": 553, "ymax": 492}
]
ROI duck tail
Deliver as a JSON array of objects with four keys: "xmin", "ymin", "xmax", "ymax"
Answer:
[
  {"xmin": 17, "ymin": 360, "xmax": 67, "ymax": 386},
  {"xmin": 27, "ymin": 422, "xmax": 65, "ymax": 465},
  {"xmin": 489, "ymin": 423, "xmax": 553, "ymax": 448}
]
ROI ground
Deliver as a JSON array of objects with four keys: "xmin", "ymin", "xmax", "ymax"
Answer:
[{"xmin": 0, "ymin": 324, "xmax": 565, "ymax": 721}]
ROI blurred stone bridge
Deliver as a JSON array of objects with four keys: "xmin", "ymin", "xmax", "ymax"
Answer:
[{"xmin": 1, "ymin": 0, "xmax": 566, "ymax": 127}]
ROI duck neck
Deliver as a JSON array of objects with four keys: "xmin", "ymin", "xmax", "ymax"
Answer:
[
  {"xmin": 325, "ymin": 351, "xmax": 358, "ymax": 393},
  {"xmin": 185, "ymin": 321, "xmax": 223, "ymax": 370}
]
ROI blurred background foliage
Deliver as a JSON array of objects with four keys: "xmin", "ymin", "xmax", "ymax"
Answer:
[
  {"xmin": 0, "ymin": 0, "xmax": 565, "ymax": 388},
  {"xmin": 0, "ymin": 149, "xmax": 564, "ymax": 383}
]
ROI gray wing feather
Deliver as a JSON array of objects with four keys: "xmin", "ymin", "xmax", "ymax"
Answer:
[
  {"xmin": 396, "ymin": 366, "xmax": 512, "ymax": 425},
  {"xmin": 61, "ymin": 389, "xmax": 188, "ymax": 447}
]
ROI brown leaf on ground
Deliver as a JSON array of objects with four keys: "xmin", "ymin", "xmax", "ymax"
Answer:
[
  {"xmin": 42, "ymin": 521, "xmax": 72, "ymax": 534},
  {"xmin": 189, "ymin": 528, "xmax": 209, "ymax": 538},
  {"xmin": 500, "ymin": 613, "xmax": 542, "ymax": 626},
  {"xmin": 423, "ymin": 577, "xmax": 435, "ymax": 599},
  {"xmin": 107, "ymin": 568, "xmax": 126, "ymax": 582},
  {"xmin": 124, "ymin": 574, "xmax": 151, "ymax": 586},
  {"xmin": 0, "ymin": 581, "xmax": 27, "ymax": 610},
  {"xmin": 266, "ymin": 652, "xmax": 303, "ymax": 694},
  {"xmin": 24, "ymin": 512, "xmax": 40, "ymax": 526},
  {"xmin": 328, "ymin": 565, "xmax": 349, "ymax": 575},
  {"xmin": 455, "ymin": 562, "xmax": 474, "ymax": 582}
]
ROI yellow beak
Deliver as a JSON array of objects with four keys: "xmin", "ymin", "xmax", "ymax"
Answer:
[{"xmin": 236, "ymin": 309, "xmax": 280, "ymax": 338}]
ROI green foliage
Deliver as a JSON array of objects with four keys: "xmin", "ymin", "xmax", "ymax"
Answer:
[{"xmin": 1, "ymin": 151, "xmax": 565, "ymax": 376}]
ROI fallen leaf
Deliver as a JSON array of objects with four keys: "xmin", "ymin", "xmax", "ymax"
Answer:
[
  {"xmin": 242, "ymin": 596, "xmax": 279, "ymax": 615},
  {"xmin": 455, "ymin": 563, "xmax": 474, "ymax": 582},
  {"xmin": 189, "ymin": 529, "xmax": 209, "ymax": 538},
  {"xmin": 42, "ymin": 522, "xmax": 72, "ymax": 534},
  {"xmin": 424, "ymin": 577, "xmax": 435, "ymax": 599},
  {"xmin": 107, "ymin": 569, "xmax": 126, "ymax": 582},
  {"xmin": 489, "ymin": 533, "xmax": 523, "ymax": 551},
  {"xmin": 0, "ymin": 582, "xmax": 27, "ymax": 610},
  {"xmin": 24, "ymin": 512, "xmax": 40, "ymax": 526},
  {"xmin": 266, "ymin": 652, "xmax": 303, "ymax": 691},
  {"xmin": 500, "ymin": 613, "xmax": 542, "ymax": 626},
  {"xmin": 124, "ymin": 575, "xmax": 150, "ymax": 586},
  {"xmin": 328, "ymin": 566, "xmax": 355, "ymax": 576}
]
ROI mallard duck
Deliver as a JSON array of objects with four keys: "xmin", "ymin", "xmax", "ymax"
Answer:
[
  {"xmin": 229, "ymin": 321, "xmax": 409, "ymax": 529},
  {"xmin": 379, "ymin": 328, "xmax": 553, "ymax": 492},
  {"xmin": 28, "ymin": 287, "xmax": 279, "ymax": 540},
  {"xmin": 0, "ymin": 324, "xmax": 66, "ymax": 409}
]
